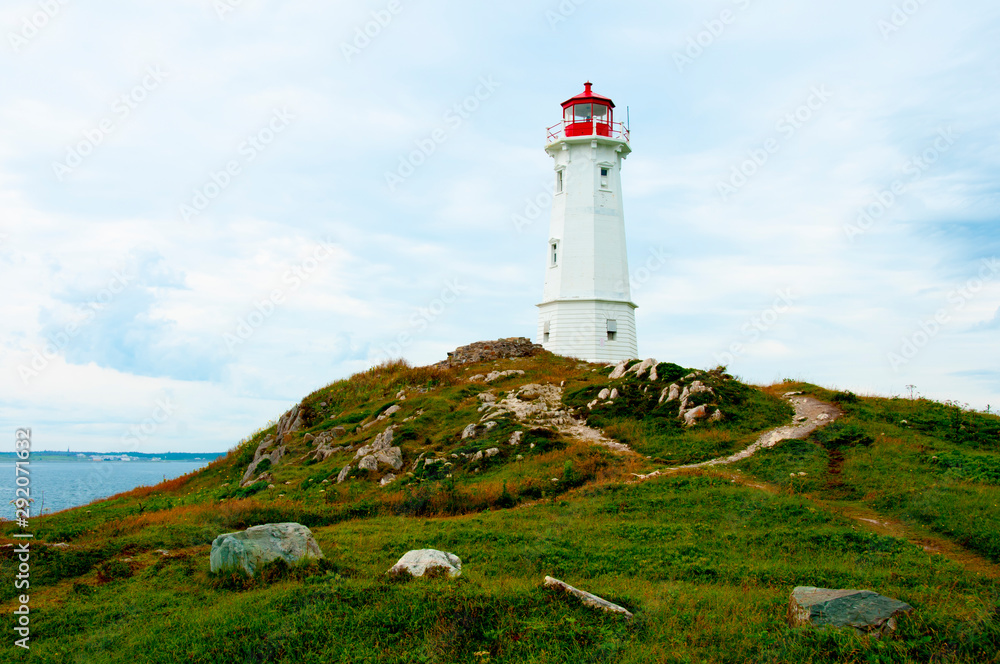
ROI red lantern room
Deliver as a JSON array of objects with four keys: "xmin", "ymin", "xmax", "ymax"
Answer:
[{"xmin": 548, "ymin": 81, "xmax": 629, "ymax": 143}]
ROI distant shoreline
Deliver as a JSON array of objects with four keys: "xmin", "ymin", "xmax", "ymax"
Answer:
[{"xmin": 0, "ymin": 451, "xmax": 226, "ymax": 461}]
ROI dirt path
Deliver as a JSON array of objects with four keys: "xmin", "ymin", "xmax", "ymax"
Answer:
[{"xmin": 633, "ymin": 393, "xmax": 842, "ymax": 480}]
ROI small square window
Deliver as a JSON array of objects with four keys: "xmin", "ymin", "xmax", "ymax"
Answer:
[
  {"xmin": 600, "ymin": 167, "xmax": 610, "ymax": 188},
  {"xmin": 606, "ymin": 319, "xmax": 617, "ymax": 341}
]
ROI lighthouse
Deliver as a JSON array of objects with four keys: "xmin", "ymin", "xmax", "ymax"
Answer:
[{"xmin": 537, "ymin": 82, "xmax": 638, "ymax": 362}]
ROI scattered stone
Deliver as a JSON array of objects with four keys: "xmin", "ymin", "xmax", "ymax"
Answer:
[
  {"xmin": 544, "ymin": 576, "xmax": 633, "ymax": 618},
  {"xmin": 598, "ymin": 388, "xmax": 611, "ymax": 400},
  {"xmin": 303, "ymin": 433, "xmax": 315, "ymax": 444},
  {"xmin": 649, "ymin": 364, "xmax": 659, "ymax": 381},
  {"xmin": 478, "ymin": 392, "xmax": 496, "ymax": 403},
  {"xmin": 462, "ymin": 424, "xmax": 479, "ymax": 439},
  {"xmin": 608, "ymin": 360, "xmax": 630, "ymax": 380},
  {"xmin": 625, "ymin": 358, "xmax": 657, "ymax": 378},
  {"xmin": 380, "ymin": 473, "xmax": 397, "ymax": 487},
  {"xmin": 336, "ymin": 465, "xmax": 352, "ymax": 484},
  {"xmin": 610, "ymin": 388, "xmax": 620, "ymax": 400},
  {"xmin": 784, "ymin": 391, "xmax": 804, "ymax": 397},
  {"xmin": 485, "ymin": 448, "xmax": 500, "ymax": 458},
  {"xmin": 788, "ymin": 586, "xmax": 914, "ymax": 635},
  {"xmin": 210, "ymin": 523, "xmax": 323, "ymax": 576},
  {"xmin": 389, "ymin": 549, "xmax": 462, "ymax": 578},
  {"xmin": 709, "ymin": 410, "xmax": 723, "ymax": 423},
  {"xmin": 359, "ymin": 455, "xmax": 379, "ymax": 471},
  {"xmin": 658, "ymin": 383, "xmax": 681, "ymax": 405},
  {"xmin": 683, "ymin": 405, "xmax": 709, "ymax": 426},
  {"xmin": 483, "ymin": 421, "xmax": 498, "ymax": 432},
  {"xmin": 508, "ymin": 431, "xmax": 523, "ymax": 446}
]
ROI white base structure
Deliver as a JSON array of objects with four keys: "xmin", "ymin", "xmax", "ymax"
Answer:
[
  {"xmin": 536, "ymin": 82, "xmax": 639, "ymax": 363},
  {"xmin": 537, "ymin": 299, "xmax": 637, "ymax": 363}
]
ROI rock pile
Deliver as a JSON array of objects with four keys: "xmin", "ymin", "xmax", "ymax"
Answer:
[{"xmin": 437, "ymin": 338, "xmax": 543, "ymax": 367}]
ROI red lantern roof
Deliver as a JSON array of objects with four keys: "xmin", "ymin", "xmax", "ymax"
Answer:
[{"xmin": 561, "ymin": 81, "xmax": 616, "ymax": 110}]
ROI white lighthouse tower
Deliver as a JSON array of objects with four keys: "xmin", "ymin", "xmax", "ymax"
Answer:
[{"xmin": 537, "ymin": 82, "xmax": 638, "ymax": 362}]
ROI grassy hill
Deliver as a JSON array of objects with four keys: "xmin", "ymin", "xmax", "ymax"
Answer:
[{"xmin": 3, "ymin": 350, "xmax": 999, "ymax": 663}]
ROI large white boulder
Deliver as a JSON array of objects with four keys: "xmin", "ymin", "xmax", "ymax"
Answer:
[
  {"xmin": 210, "ymin": 523, "xmax": 323, "ymax": 576},
  {"xmin": 388, "ymin": 549, "xmax": 462, "ymax": 578}
]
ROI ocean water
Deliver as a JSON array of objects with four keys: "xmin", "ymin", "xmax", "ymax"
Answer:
[{"xmin": 0, "ymin": 459, "xmax": 215, "ymax": 519}]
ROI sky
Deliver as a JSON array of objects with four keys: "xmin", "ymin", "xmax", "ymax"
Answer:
[{"xmin": 1, "ymin": 0, "xmax": 998, "ymax": 453}]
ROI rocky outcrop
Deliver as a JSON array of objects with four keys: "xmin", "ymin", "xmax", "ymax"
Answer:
[
  {"xmin": 544, "ymin": 576, "xmax": 633, "ymax": 618},
  {"xmin": 438, "ymin": 338, "xmax": 543, "ymax": 367},
  {"xmin": 388, "ymin": 549, "xmax": 462, "ymax": 578},
  {"xmin": 352, "ymin": 426, "xmax": 403, "ymax": 473},
  {"xmin": 306, "ymin": 427, "xmax": 350, "ymax": 462},
  {"xmin": 241, "ymin": 437, "xmax": 287, "ymax": 487},
  {"xmin": 210, "ymin": 523, "xmax": 323, "ymax": 576},
  {"xmin": 276, "ymin": 405, "xmax": 305, "ymax": 441},
  {"xmin": 788, "ymin": 586, "xmax": 914, "ymax": 635}
]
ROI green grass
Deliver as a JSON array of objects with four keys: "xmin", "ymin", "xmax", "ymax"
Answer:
[{"xmin": 2, "ymin": 363, "xmax": 999, "ymax": 662}]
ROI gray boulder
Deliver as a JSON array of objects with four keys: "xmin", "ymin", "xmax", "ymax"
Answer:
[
  {"xmin": 210, "ymin": 523, "xmax": 323, "ymax": 576},
  {"xmin": 789, "ymin": 586, "xmax": 914, "ymax": 635},
  {"xmin": 388, "ymin": 549, "xmax": 462, "ymax": 578}
]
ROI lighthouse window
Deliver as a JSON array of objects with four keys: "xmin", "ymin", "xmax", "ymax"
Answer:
[
  {"xmin": 593, "ymin": 104, "xmax": 608, "ymax": 120},
  {"xmin": 606, "ymin": 319, "xmax": 617, "ymax": 342},
  {"xmin": 556, "ymin": 170, "xmax": 564, "ymax": 193},
  {"xmin": 600, "ymin": 167, "xmax": 610, "ymax": 188},
  {"xmin": 551, "ymin": 242, "xmax": 559, "ymax": 266},
  {"xmin": 543, "ymin": 320, "xmax": 551, "ymax": 343},
  {"xmin": 574, "ymin": 104, "xmax": 593, "ymax": 121}
]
